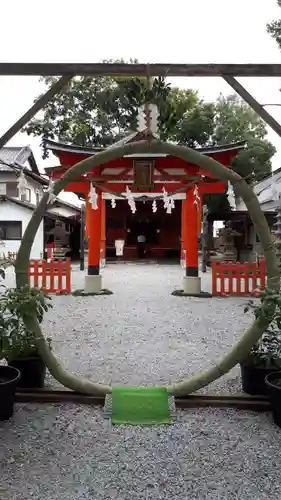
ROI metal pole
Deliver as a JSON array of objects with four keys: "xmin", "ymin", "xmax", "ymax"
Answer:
[
  {"xmin": 201, "ymin": 204, "xmax": 209, "ymax": 273},
  {"xmin": 80, "ymin": 203, "xmax": 85, "ymax": 271}
]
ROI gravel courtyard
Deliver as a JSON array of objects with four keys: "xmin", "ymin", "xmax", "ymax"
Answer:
[
  {"xmin": 2, "ymin": 263, "xmax": 281, "ymax": 500},
  {"xmin": 42, "ymin": 263, "xmax": 251, "ymax": 393}
]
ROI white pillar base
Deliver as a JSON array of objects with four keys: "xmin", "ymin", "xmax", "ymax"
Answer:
[
  {"xmin": 182, "ymin": 276, "xmax": 201, "ymax": 295},
  {"xmin": 84, "ymin": 275, "xmax": 102, "ymax": 294}
]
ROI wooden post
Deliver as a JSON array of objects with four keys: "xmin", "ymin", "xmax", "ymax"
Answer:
[
  {"xmin": 185, "ymin": 189, "xmax": 199, "ymax": 277},
  {"xmin": 84, "ymin": 191, "xmax": 102, "ymax": 293},
  {"xmin": 182, "ymin": 188, "xmax": 204, "ymax": 295},
  {"xmin": 181, "ymin": 199, "xmax": 187, "ymax": 268},
  {"xmin": 87, "ymin": 196, "xmax": 102, "ymax": 276},
  {"xmin": 202, "ymin": 204, "xmax": 209, "ymax": 273},
  {"xmin": 0, "ymin": 75, "xmax": 72, "ymax": 149},
  {"xmin": 80, "ymin": 203, "xmax": 85, "ymax": 271},
  {"xmin": 223, "ymin": 75, "xmax": 281, "ymax": 139},
  {"xmin": 100, "ymin": 198, "xmax": 106, "ymax": 268}
]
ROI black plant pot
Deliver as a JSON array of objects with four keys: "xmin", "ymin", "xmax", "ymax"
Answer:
[
  {"xmin": 240, "ymin": 363, "xmax": 279, "ymax": 396},
  {"xmin": 0, "ymin": 365, "xmax": 21, "ymax": 421},
  {"xmin": 265, "ymin": 371, "xmax": 281, "ymax": 428},
  {"xmin": 9, "ymin": 357, "xmax": 46, "ymax": 389}
]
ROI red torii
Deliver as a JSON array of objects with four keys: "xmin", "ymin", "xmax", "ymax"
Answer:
[{"xmin": 44, "ymin": 131, "xmax": 244, "ymax": 295}]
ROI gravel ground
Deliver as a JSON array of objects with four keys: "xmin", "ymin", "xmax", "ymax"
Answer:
[
  {"xmin": 1, "ymin": 404, "xmax": 281, "ymax": 499},
  {"xmin": 39, "ymin": 263, "xmax": 251, "ymax": 394},
  {"xmin": 2, "ymin": 263, "xmax": 279, "ymax": 500}
]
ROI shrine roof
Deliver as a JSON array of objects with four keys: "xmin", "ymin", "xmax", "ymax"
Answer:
[
  {"xmin": 44, "ymin": 138, "xmax": 104, "ymax": 155},
  {"xmin": 44, "ymin": 136, "xmax": 245, "ymax": 158}
]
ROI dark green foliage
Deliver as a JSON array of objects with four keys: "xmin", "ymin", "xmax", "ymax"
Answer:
[
  {"xmin": 267, "ymin": 1, "xmax": 281, "ymax": 50},
  {"xmin": 0, "ymin": 286, "xmax": 53, "ymax": 360},
  {"xmin": 243, "ymin": 288, "xmax": 281, "ymax": 368},
  {"xmin": 23, "ymin": 63, "xmax": 276, "ymax": 213}
]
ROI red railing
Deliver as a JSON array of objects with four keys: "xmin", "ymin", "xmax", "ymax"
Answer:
[
  {"xmin": 212, "ymin": 259, "xmax": 266, "ymax": 296},
  {"xmin": 28, "ymin": 259, "xmax": 71, "ymax": 294}
]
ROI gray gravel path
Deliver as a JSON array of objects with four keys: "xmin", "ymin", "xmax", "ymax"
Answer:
[
  {"xmin": 1, "ymin": 404, "xmax": 281, "ymax": 500},
  {"xmin": 40, "ymin": 263, "xmax": 251, "ymax": 394},
  {"xmin": 3, "ymin": 263, "xmax": 278, "ymax": 500}
]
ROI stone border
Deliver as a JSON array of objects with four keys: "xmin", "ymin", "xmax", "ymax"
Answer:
[
  {"xmin": 72, "ymin": 288, "xmax": 113, "ymax": 297},
  {"xmin": 172, "ymin": 289, "xmax": 212, "ymax": 298}
]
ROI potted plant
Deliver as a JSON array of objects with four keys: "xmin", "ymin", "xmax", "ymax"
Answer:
[
  {"xmin": 0, "ymin": 264, "xmax": 21, "ymax": 421},
  {"xmin": 0, "ymin": 284, "xmax": 52, "ymax": 389},
  {"xmin": 265, "ymin": 370, "xmax": 281, "ymax": 428},
  {"xmin": 240, "ymin": 293, "xmax": 281, "ymax": 395}
]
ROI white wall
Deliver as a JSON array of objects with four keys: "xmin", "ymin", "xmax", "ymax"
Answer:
[
  {"xmin": 0, "ymin": 200, "xmax": 44, "ymax": 259},
  {"xmin": 25, "ymin": 177, "xmax": 44, "ymax": 205},
  {"xmin": 0, "ymin": 171, "xmax": 44, "ymax": 205}
]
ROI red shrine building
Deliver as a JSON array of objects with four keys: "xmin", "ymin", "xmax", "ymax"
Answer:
[{"xmin": 44, "ymin": 130, "xmax": 244, "ymax": 295}]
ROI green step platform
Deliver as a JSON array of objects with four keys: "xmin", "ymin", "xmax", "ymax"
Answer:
[{"xmin": 111, "ymin": 386, "xmax": 171, "ymax": 425}]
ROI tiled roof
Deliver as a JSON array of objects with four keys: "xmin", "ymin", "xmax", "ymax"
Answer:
[
  {"xmin": 44, "ymin": 136, "xmax": 245, "ymax": 157},
  {"xmin": 0, "ymin": 146, "xmax": 26, "ymax": 171},
  {"xmin": 0, "ymin": 146, "xmax": 40, "ymax": 175}
]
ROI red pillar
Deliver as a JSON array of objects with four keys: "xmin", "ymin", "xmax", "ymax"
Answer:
[
  {"xmin": 185, "ymin": 189, "xmax": 199, "ymax": 277},
  {"xmin": 181, "ymin": 199, "xmax": 187, "ymax": 264},
  {"xmin": 87, "ymin": 190, "xmax": 102, "ymax": 275},
  {"xmin": 100, "ymin": 198, "xmax": 106, "ymax": 265}
]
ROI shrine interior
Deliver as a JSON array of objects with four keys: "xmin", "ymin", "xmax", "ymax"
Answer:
[{"xmin": 105, "ymin": 199, "xmax": 181, "ymax": 260}]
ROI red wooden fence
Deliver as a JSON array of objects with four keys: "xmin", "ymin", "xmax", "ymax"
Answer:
[
  {"xmin": 212, "ymin": 259, "xmax": 266, "ymax": 296},
  {"xmin": 28, "ymin": 259, "xmax": 71, "ymax": 294}
]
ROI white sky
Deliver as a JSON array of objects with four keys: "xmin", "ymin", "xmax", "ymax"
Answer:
[{"xmin": 1, "ymin": 0, "xmax": 281, "ymax": 204}]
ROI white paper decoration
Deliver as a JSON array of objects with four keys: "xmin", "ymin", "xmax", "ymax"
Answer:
[{"xmin": 88, "ymin": 183, "xmax": 98, "ymax": 210}]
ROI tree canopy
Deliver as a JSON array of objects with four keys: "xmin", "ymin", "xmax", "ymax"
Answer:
[
  {"xmin": 267, "ymin": 0, "xmax": 281, "ymax": 49},
  {"xmin": 24, "ymin": 69, "xmax": 276, "ymax": 213}
]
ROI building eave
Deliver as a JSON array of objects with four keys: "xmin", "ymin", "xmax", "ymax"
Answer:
[
  {"xmin": 44, "ymin": 138, "xmax": 246, "ymax": 158},
  {"xmin": 44, "ymin": 138, "xmax": 104, "ymax": 155},
  {"xmin": 0, "ymin": 195, "xmax": 80, "ymax": 216},
  {"xmin": 0, "ymin": 196, "xmax": 35, "ymax": 211}
]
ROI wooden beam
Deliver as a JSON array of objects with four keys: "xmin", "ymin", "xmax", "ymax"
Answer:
[
  {"xmin": 14, "ymin": 387, "xmax": 271, "ymax": 412},
  {"xmin": 0, "ymin": 75, "xmax": 73, "ymax": 149},
  {"xmin": 199, "ymin": 181, "xmax": 226, "ymax": 194},
  {"xmin": 1, "ymin": 63, "xmax": 281, "ymax": 77},
  {"xmin": 222, "ymin": 75, "xmax": 281, "ymax": 138}
]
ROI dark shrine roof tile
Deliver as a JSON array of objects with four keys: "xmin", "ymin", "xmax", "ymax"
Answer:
[{"xmin": 44, "ymin": 137, "xmax": 246, "ymax": 157}]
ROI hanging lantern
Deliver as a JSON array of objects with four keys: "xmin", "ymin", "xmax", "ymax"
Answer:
[
  {"xmin": 152, "ymin": 199, "xmax": 157, "ymax": 213},
  {"xmin": 170, "ymin": 198, "xmax": 175, "ymax": 209},
  {"xmin": 17, "ymin": 170, "xmax": 28, "ymax": 197},
  {"xmin": 111, "ymin": 196, "xmax": 116, "ymax": 208},
  {"xmin": 88, "ymin": 183, "xmax": 98, "ymax": 210}
]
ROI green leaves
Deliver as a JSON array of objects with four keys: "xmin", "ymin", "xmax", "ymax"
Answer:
[
  {"xmin": 267, "ymin": 2, "xmax": 281, "ymax": 50},
  {"xmin": 0, "ymin": 286, "xmax": 53, "ymax": 360},
  {"xmin": 23, "ymin": 61, "xmax": 275, "ymax": 191},
  {"xmin": 244, "ymin": 288, "xmax": 281, "ymax": 367}
]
